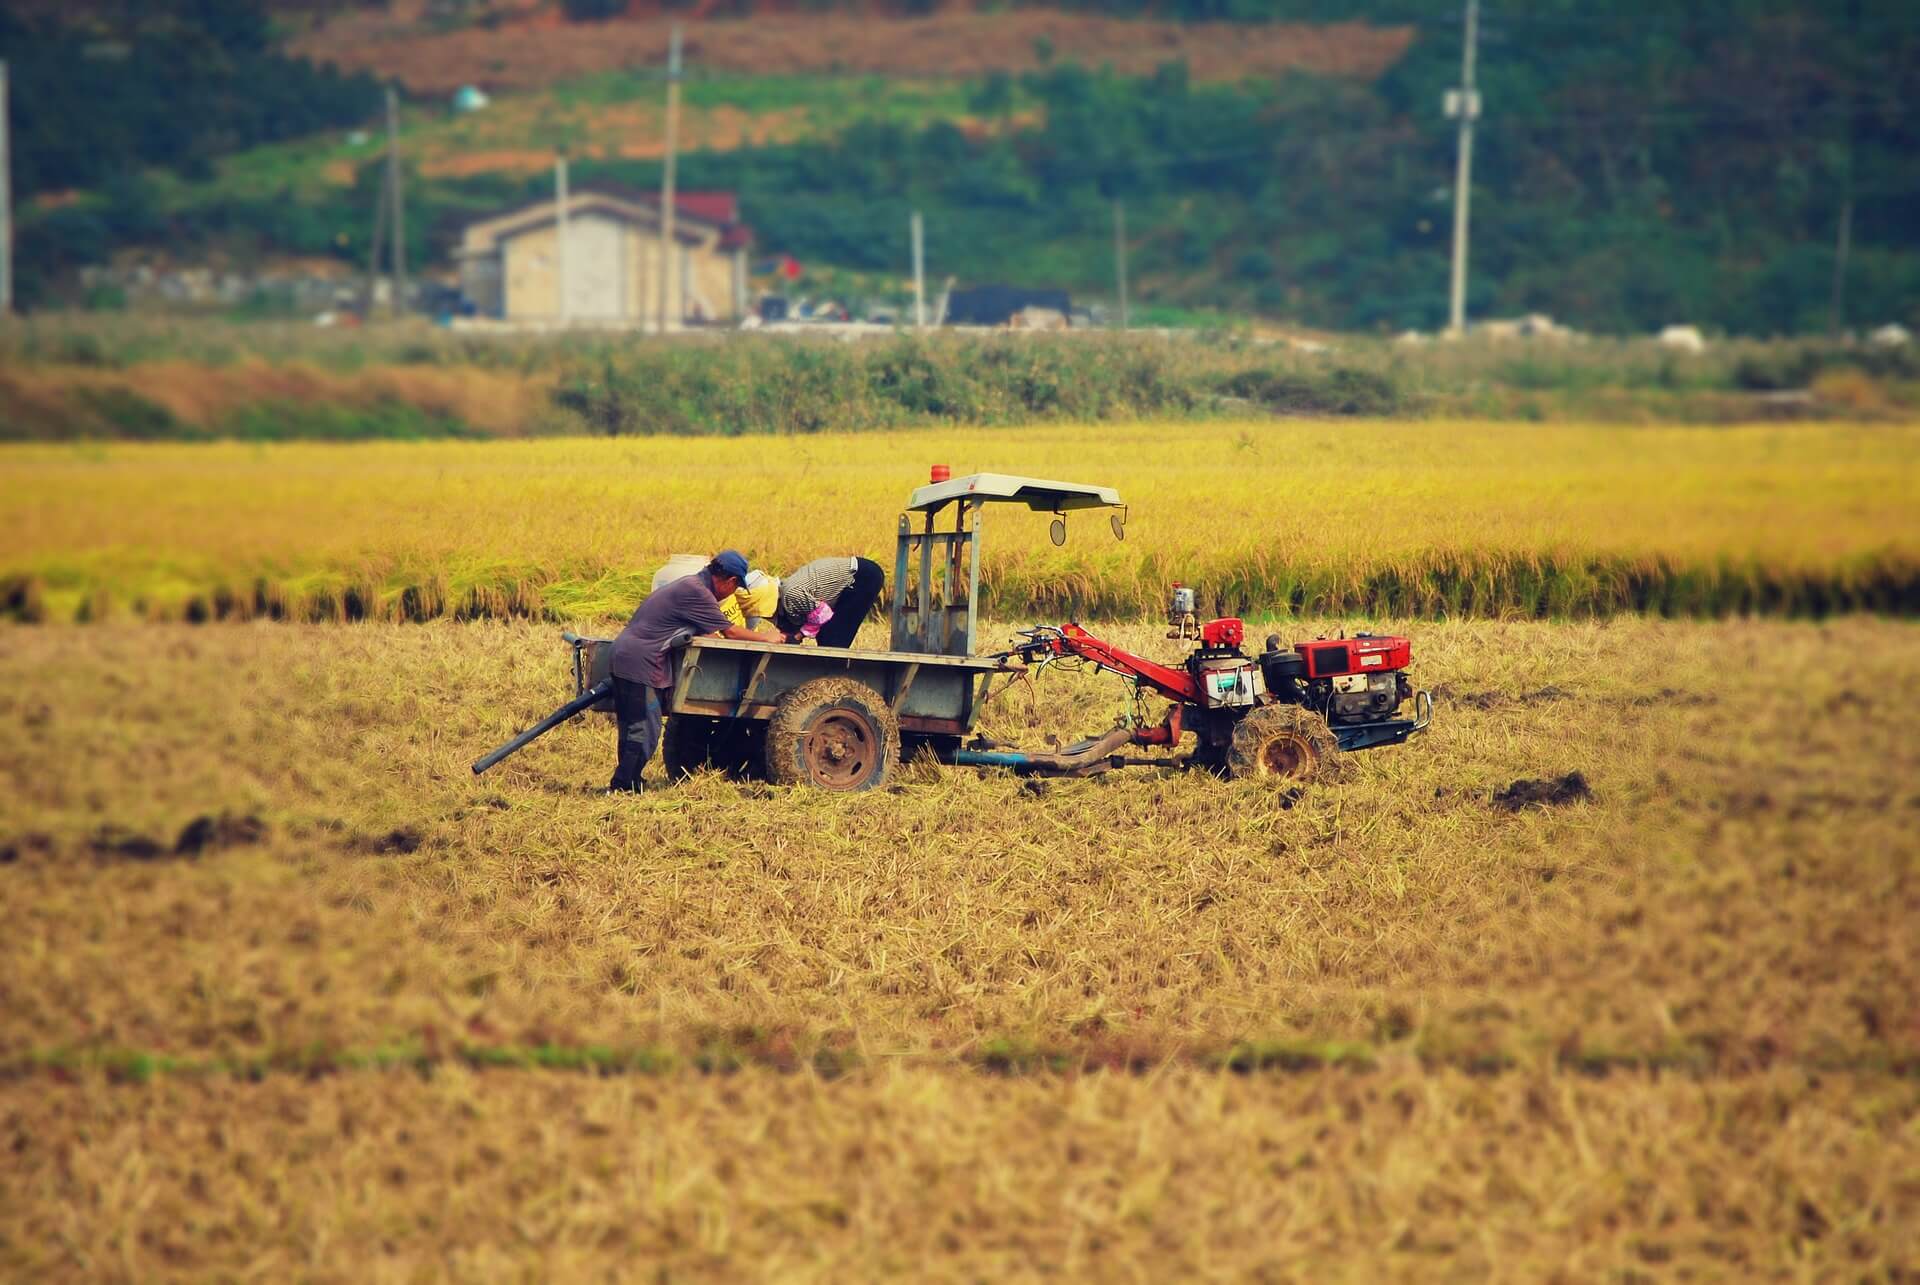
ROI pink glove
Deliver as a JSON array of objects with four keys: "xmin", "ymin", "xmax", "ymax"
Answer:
[{"xmin": 799, "ymin": 601, "xmax": 835, "ymax": 638}]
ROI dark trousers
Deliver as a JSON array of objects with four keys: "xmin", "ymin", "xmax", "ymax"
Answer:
[
  {"xmin": 814, "ymin": 558, "xmax": 886, "ymax": 649},
  {"xmin": 609, "ymin": 677, "xmax": 667, "ymax": 791}
]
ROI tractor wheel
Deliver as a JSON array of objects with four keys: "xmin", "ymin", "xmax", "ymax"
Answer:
[
  {"xmin": 763, "ymin": 677, "xmax": 900, "ymax": 792},
  {"xmin": 661, "ymin": 714, "xmax": 717, "ymax": 780},
  {"xmin": 1225, "ymin": 705, "xmax": 1348, "ymax": 784}
]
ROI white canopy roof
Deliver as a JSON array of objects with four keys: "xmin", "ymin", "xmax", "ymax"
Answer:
[{"xmin": 907, "ymin": 473, "xmax": 1124, "ymax": 514}]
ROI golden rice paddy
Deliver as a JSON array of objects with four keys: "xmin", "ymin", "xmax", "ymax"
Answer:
[{"xmin": 4, "ymin": 418, "xmax": 1917, "ymax": 624}]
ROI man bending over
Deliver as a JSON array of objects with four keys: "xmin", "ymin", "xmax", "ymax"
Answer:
[
  {"xmin": 775, "ymin": 556, "xmax": 886, "ymax": 649},
  {"xmin": 606, "ymin": 550, "xmax": 784, "ymax": 792}
]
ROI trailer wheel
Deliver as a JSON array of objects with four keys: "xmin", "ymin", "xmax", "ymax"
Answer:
[
  {"xmin": 764, "ymin": 677, "xmax": 900, "ymax": 791},
  {"xmin": 709, "ymin": 719, "xmax": 766, "ymax": 781},
  {"xmin": 661, "ymin": 714, "xmax": 717, "ymax": 781},
  {"xmin": 663, "ymin": 715, "xmax": 765, "ymax": 780},
  {"xmin": 1226, "ymin": 705, "xmax": 1348, "ymax": 783}
]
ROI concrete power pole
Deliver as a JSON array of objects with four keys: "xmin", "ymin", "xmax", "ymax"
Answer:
[
  {"xmin": 0, "ymin": 61, "xmax": 12, "ymax": 317},
  {"xmin": 385, "ymin": 86, "xmax": 407, "ymax": 317},
  {"xmin": 911, "ymin": 210, "xmax": 926, "ymax": 328},
  {"xmin": 1445, "ymin": 0, "xmax": 1480, "ymax": 336},
  {"xmin": 656, "ymin": 23, "xmax": 683, "ymax": 334},
  {"xmin": 1113, "ymin": 200, "xmax": 1129, "ymax": 330},
  {"xmin": 555, "ymin": 154, "xmax": 571, "ymax": 325},
  {"xmin": 1828, "ymin": 198, "xmax": 1854, "ymax": 338}
]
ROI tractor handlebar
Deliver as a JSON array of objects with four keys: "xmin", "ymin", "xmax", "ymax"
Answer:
[{"xmin": 998, "ymin": 625, "xmax": 1069, "ymax": 663}]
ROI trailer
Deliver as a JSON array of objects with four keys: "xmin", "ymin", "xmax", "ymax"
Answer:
[{"xmin": 473, "ymin": 473, "xmax": 1126, "ymax": 791}]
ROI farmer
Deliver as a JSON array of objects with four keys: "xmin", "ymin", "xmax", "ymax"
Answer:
[
  {"xmin": 606, "ymin": 550, "xmax": 783, "ymax": 793},
  {"xmin": 775, "ymin": 556, "xmax": 886, "ymax": 649},
  {"xmin": 651, "ymin": 555, "xmax": 781, "ymax": 633},
  {"xmin": 723, "ymin": 568, "xmax": 782, "ymax": 632}
]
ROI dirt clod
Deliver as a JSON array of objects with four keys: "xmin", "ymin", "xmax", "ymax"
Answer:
[
  {"xmin": 367, "ymin": 826, "xmax": 425, "ymax": 855},
  {"xmin": 1626, "ymin": 687, "xmax": 1716, "ymax": 708},
  {"xmin": 0, "ymin": 833, "xmax": 53, "ymax": 865},
  {"xmin": 1492, "ymin": 772, "xmax": 1594, "ymax": 812},
  {"xmin": 1433, "ymin": 685, "xmax": 1573, "ymax": 710},
  {"xmin": 173, "ymin": 813, "xmax": 269, "ymax": 856},
  {"xmin": 88, "ymin": 826, "xmax": 167, "ymax": 861}
]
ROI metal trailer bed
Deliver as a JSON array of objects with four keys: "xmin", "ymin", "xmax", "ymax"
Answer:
[
  {"xmin": 669, "ymin": 637, "xmax": 1002, "ymax": 739},
  {"xmin": 472, "ymin": 472, "xmax": 1127, "ymax": 790}
]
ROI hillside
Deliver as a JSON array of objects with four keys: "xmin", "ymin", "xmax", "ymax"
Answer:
[
  {"xmin": 159, "ymin": 74, "xmax": 1014, "ymax": 198},
  {"xmin": 289, "ymin": 6, "xmax": 1412, "ymax": 93},
  {"xmin": 10, "ymin": 1, "xmax": 1920, "ymax": 335}
]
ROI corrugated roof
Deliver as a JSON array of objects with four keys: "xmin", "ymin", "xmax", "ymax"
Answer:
[{"xmin": 462, "ymin": 185, "xmax": 750, "ymax": 252}]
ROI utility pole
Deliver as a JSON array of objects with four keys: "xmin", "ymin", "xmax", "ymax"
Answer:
[
  {"xmin": 365, "ymin": 169, "xmax": 387, "ymax": 315},
  {"xmin": 555, "ymin": 154, "xmax": 571, "ymax": 325},
  {"xmin": 385, "ymin": 86, "xmax": 407, "ymax": 317},
  {"xmin": 0, "ymin": 61, "xmax": 13, "ymax": 318},
  {"xmin": 1829, "ymin": 17, "xmax": 1858, "ymax": 341},
  {"xmin": 911, "ymin": 210, "xmax": 926, "ymax": 328},
  {"xmin": 656, "ymin": 23, "xmax": 683, "ymax": 334},
  {"xmin": 1445, "ymin": 0, "xmax": 1479, "ymax": 336},
  {"xmin": 1113, "ymin": 199, "xmax": 1129, "ymax": 330},
  {"xmin": 1828, "ymin": 197, "xmax": 1853, "ymax": 338}
]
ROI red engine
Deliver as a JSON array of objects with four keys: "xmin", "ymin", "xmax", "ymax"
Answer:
[
  {"xmin": 1295, "ymin": 634, "xmax": 1411, "ymax": 678},
  {"xmin": 1262, "ymin": 632, "xmax": 1414, "ymax": 726}
]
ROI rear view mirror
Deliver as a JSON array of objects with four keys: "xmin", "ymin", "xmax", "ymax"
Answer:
[
  {"xmin": 1110, "ymin": 513, "xmax": 1126, "ymax": 541},
  {"xmin": 1049, "ymin": 517, "xmax": 1067, "ymax": 547}
]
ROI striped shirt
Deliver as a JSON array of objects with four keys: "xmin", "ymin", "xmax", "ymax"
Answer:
[{"xmin": 777, "ymin": 556, "xmax": 859, "ymax": 630}]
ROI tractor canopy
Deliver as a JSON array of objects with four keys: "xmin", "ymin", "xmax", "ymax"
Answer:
[
  {"xmin": 893, "ymin": 473, "xmax": 1126, "ymax": 659},
  {"xmin": 906, "ymin": 473, "xmax": 1124, "ymax": 515}
]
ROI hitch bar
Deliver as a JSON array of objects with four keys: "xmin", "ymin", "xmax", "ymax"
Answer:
[{"xmin": 951, "ymin": 725, "xmax": 1136, "ymax": 775}]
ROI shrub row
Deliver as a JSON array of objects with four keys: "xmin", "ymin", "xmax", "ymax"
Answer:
[
  {"xmin": 4, "ymin": 328, "xmax": 1916, "ymax": 440},
  {"xmin": 8, "ymin": 552, "xmax": 1915, "ymax": 627},
  {"xmin": 553, "ymin": 335, "xmax": 1317, "ymax": 435}
]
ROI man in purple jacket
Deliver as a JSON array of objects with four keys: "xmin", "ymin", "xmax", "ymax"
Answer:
[{"xmin": 606, "ymin": 550, "xmax": 783, "ymax": 792}]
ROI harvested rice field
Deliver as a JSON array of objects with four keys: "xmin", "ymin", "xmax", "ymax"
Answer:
[{"xmin": 3, "ymin": 615, "xmax": 1917, "ymax": 1277}]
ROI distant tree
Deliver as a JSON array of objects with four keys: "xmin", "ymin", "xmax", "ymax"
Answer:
[
  {"xmin": 1235, "ymin": 248, "xmax": 1276, "ymax": 281},
  {"xmin": 0, "ymin": 9, "xmax": 380, "ymax": 202},
  {"xmin": 561, "ymin": 0, "xmax": 628, "ymax": 21}
]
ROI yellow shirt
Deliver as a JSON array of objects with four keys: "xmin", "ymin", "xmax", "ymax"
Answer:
[{"xmin": 718, "ymin": 578, "xmax": 781, "ymax": 628}]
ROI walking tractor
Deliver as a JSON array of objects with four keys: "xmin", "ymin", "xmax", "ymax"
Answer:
[{"xmin": 472, "ymin": 471, "xmax": 1432, "ymax": 790}]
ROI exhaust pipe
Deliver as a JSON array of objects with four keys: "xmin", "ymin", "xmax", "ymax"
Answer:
[{"xmin": 471, "ymin": 678, "xmax": 614, "ymax": 775}]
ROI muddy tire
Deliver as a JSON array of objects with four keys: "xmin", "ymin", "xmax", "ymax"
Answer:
[
  {"xmin": 661, "ymin": 714, "xmax": 717, "ymax": 780},
  {"xmin": 763, "ymin": 677, "xmax": 900, "ymax": 791},
  {"xmin": 1225, "ymin": 704, "xmax": 1348, "ymax": 783}
]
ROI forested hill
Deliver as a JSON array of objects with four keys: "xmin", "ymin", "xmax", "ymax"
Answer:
[
  {"xmin": 8, "ymin": 1, "xmax": 1920, "ymax": 334},
  {"xmin": 576, "ymin": 1, "xmax": 1920, "ymax": 333}
]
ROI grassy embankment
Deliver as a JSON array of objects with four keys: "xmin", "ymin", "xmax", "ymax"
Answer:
[
  {"xmin": 2, "ymin": 617, "xmax": 1915, "ymax": 1274},
  {"xmin": 3, "ymin": 321, "xmax": 1918, "ymax": 442},
  {"xmin": 2, "ymin": 419, "xmax": 1916, "ymax": 625}
]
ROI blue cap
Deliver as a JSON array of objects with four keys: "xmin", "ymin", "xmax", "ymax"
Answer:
[{"xmin": 710, "ymin": 549, "xmax": 750, "ymax": 581}]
